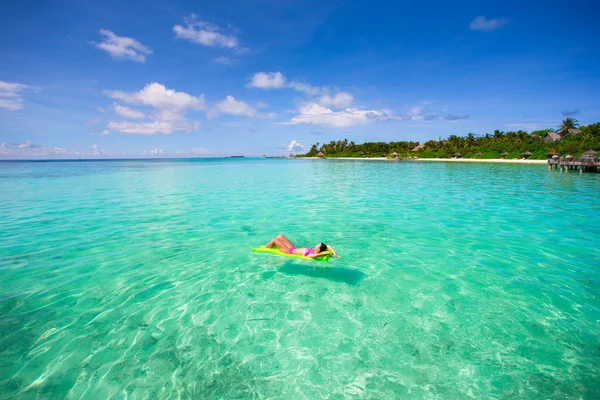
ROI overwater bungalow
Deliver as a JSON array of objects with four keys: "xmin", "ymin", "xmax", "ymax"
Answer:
[{"xmin": 580, "ymin": 150, "xmax": 598, "ymax": 161}]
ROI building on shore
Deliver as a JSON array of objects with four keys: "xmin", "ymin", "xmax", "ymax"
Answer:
[
  {"xmin": 543, "ymin": 132, "xmax": 562, "ymax": 142},
  {"xmin": 411, "ymin": 143, "xmax": 425, "ymax": 152}
]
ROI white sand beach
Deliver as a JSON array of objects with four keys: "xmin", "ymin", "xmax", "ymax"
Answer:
[{"xmin": 300, "ymin": 157, "xmax": 547, "ymax": 164}]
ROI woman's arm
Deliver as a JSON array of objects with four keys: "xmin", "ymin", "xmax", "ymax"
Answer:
[{"xmin": 307, "ymin": 251, "xmax": 339, "ymax": 259}]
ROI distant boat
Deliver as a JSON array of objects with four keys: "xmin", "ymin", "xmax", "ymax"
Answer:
[{"xmin": 228, "ymin": 156, "xmax": 245, "ymax": 158}]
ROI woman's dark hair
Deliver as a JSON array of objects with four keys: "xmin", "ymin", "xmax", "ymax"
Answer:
[{"xmin": 318, "ymin": 243, "xmax": 327, "ymax": 252}]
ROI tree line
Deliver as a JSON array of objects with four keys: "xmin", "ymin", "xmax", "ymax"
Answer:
[{"xmin": 298, "ymin": 118, "xmax": 600, "ymax": 159}]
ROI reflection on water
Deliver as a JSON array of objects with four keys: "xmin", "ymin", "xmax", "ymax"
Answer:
[{"xmin": 278, "ymin": 262, "xmax": 366, "ymax": 285}]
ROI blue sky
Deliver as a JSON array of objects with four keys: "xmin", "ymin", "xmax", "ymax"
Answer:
[{"xmin": 1, "ymin": 0, "xmax": 599, "ymax": 158}]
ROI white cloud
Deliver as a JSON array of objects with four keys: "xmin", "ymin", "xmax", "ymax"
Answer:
[
  {"xmin": 208, "ymin": 95, "xmax": 257, "ymax": 118},
  {"xmin": 0, "ymin": 141, "xmax": 130, "ymax": 159},
  {"xmin": 0, "ymin": 142, "xmax": 70, "ymax": 158},
  {"xmin": 0, "ymin": 81, "xmax": 32, "ymax": 110},
  {"xmin": 18, "ymin": 140, "xmax": 32, "ymax": 149},
  {"xmin": 174, "ymin": 14, "xmax": 239, "ymax": 49},
  {"xmin": 255, "ymin": 101, "xmax": 268, "ymax": 109},
  {"xmin": 94, "ymin": 29, "xmax": 152, "ymax": 63},
  {"xmin": 113, "ymin": 103, "xmax": 145, "ymax": 119},
  {"xmin": 286, "ymin": 103, "xmax": 388, "ymax": 128},
  {"xmin": 213, "ymin": 56, "xmax": 236, "ymax": 65},
  {"xmin": 96, "ymin": 106, "xmax": 106, "ymax": 113},
  {"xmin": 144, "ymin": 148, "xmax": 163, "ymax": 156},
  {"xmin": 319, "ymin": 92, "xmax": 353, "ymax": 108},
  {"xmin": 287, "ymin": 140, "xmax": 305, "ymax": 153},
  {"xmin": 470, "ymin": 16, "xmax": 508, "ymax": 32},
  {"xmin": 105, "ymin": 83, "xmax": 204, "ymax": 110},
  {"xmin": 248, "ymin": 72, "xmax": 358, "ymax": 109},
  {"xmin": 398, "ymin": 106, "xmax": 469, "ymax": 122},
  {"xmin": 247, "ymin": 72, "xmax": 286, "ymax": 89},
  {"xmin": 191, "ymin": 147, "xmax": 211, "ymax": 154},
  {"xmin": 287, "ymin": 81, "xmax": 321, "ymax": 96},
  {"xmin": 103, "ymin": 83, "xmax": 203, "ymax": 135},
  {"xmin": 92, "ymin": 144, "xmax": 105, "ymax": 155}
]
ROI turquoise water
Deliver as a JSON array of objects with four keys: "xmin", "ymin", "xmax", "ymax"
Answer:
[{"xmin": 1, "ymin": 158, "xmax": 599, "ymax": 399}]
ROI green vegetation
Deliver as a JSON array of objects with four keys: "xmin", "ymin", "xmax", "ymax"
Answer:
[{"xmin": 299, "ymin": 121, "xmax": 600, "ymax": 159}]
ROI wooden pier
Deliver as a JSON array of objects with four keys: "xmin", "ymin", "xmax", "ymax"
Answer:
[
  {"xmin": 548, "ymin": 160, "xmax": 600, "ymax": 173},
  {"xmin": 547, "ymin": 150, "xmax": 599, "ymax": 173}
]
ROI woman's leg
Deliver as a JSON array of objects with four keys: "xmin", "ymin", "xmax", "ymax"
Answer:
[
  {"xmin": 276, "ymin": 234, "xmax": 294, "ymax": 248},
  {"xmin": 265, "ymin": 235, "xmax": 294, "ymax": 253}
]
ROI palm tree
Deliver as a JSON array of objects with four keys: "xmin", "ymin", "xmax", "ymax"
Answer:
[{"xmin": 558, "ymin": 117, "xmax": 579, "ymax": 134}]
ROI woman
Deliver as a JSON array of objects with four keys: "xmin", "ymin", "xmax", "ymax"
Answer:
[{"xmin": 265, "ymin": 234, "xmax": 340, "ymax": 258}]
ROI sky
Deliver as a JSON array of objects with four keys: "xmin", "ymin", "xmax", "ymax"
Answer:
[{"xmin": 1, "ymin": 0, "xmax": 599, "ymax": 159}]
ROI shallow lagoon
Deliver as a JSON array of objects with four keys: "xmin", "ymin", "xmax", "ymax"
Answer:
[{"xmin": 1, "ymin": 159, "xmax": 599, "ymax": 398}]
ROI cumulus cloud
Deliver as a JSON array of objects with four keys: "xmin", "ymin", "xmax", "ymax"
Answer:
[
  {"xmin": 103, "ymin": 83, "xmax": 203, "ymax": 135},
  {"xmin": 470, "ymin": 16, "xmax": 509, "ymax": 32},
  {"xmin": 0, "ymin": 142, "xmax": 111, "ymax": 159},
  {"xmin": 208, "ymin": 95, "xmax": 257, "ymax": 118},
  {"xmin": 287, "ymin": 140, "xmax": 305, "ymax": 153},
  {"xmin": 174, "ymin": 14, "xmax": 239, "ymax": 49},
  {"xmin": 286, "ymin": 103, "xmax": 388, "ymax": 128},
  {"xmin": 255, "ymin": 101, "xmax": 268, "ymax": 109},
  {"xmin": 248, "ymin": 72, "xmax": 357, "ymax": 109},
  {"xmin": 94, "ymin": 29, "xmax": 152, "ymax": 62},
  {"xmin": 247, "ymin": 72, "xmax": 286, "ymax": 89},
  {"xmin": 113, "ymin": 103, "xmax": 145, "ymax": 119},
  {"xmin": 319, "ymin": 92, "xmax": 353, "ymax": 108},
  {"xmin": 105, "ymin": 83, "xmax": 204, "ymax": 110},
  {"xmin": 287, "ymin": 80, "xmax": 321, "ymax": 96},
  {"xmin": 0, "ymin": 81, "xmax": 33, "ymax": 110},
  {"xmin": 144, "ymin": 148, "xmax": 163, "ymax": 156},
  {"xmin": 92, "ymin": 144, "xmax": 106, "ymax": 155}
]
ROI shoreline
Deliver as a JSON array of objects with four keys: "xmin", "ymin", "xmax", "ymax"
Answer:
[{"xmin": 299, "ymin": 157, "xmax": 547, "ymax": 164}]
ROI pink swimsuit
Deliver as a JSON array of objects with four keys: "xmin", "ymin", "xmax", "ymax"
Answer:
[{"xmin": 289, "ymin": 247, "xmax": 315, "ymax": 256}]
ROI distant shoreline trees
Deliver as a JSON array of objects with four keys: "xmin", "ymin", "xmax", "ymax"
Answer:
[{"xmin": 298, "ymin": 121, "xmax": 600, "ymax": 160}]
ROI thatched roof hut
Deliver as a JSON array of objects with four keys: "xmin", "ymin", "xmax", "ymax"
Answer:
[
  {"xmin": 543, "ymin": 132, "xmax": 562, "ymax": 142},
  {"xmin": 565, "ymin": 154, "xmax": 574, "ymax": 160},
  {"xmin": 500, "ymin": 151, "xmax": 509, "ymax": 158},
  {"xmin": 476, "ymin": 152, "xmax": 482, "ymax": 157},
  {"xmin": 390, "ymin": 152, "xmax": 399, "ymax": 158},
  {"xmin": 317, "ymin": 152, "xmax": 324, "ymax": 158},
  {"xmin": 552, "ymin": 154, "xmax": 560, "ymax": 160},
  {"xmin": 581, "ymin": 150, "xmax": 598, "ymax": 157},
  {"xmin": 580, "ymin": 149, "xmax": 598, "ymax": 163},
  {"xmin": 411, "ymin": 143, "xmax": 425, "ymax": 152},
  {"xmin": 522, "ymin": 151, "xmax": 532, "ymax": 158},
  {"xmin": 289, "ymin": 153, "xmax": 295, "ymax": 158},
  {"xmin": 567, "ymin": 128, "xmax": 581, "ymax": 135},
  {"xmin": 453, "ymin": 153, "xmax": 463, "ymax": 158}
]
